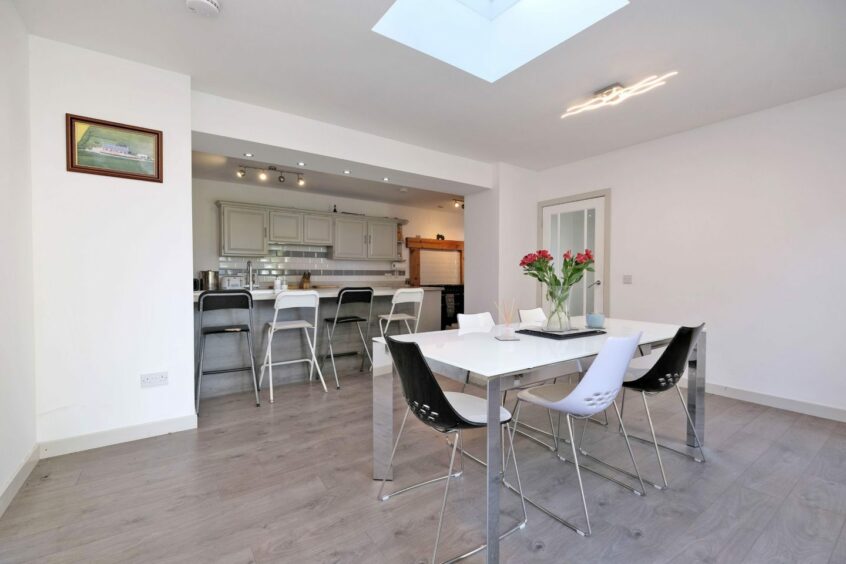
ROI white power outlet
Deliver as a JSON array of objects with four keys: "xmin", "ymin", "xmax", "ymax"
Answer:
[
  {"xmin": 140, "ymin": 372, "xmax": 168, "ymax": 388},
  {"xmin": 622, "ymin": 274, "xmax": 633, "ymax": 285}
]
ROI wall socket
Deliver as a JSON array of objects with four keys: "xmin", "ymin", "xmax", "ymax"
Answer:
[
  {"xmin": 140, "ymin": 372, "xmax": 168, "ymax": 388},
  {"xmin": 622, "ymin": 274, "xmax": 633, "ymax": 285}
]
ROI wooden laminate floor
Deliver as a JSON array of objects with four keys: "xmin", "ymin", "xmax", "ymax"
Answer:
[{"xmin": 3, "ymin": 370, "xmax": 846, "ymax": 564}]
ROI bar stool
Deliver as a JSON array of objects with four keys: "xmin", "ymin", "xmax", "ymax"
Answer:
[
  {"xmin": 258, "ymin": 290, "xmax": 327, "ymax": 402},
  {"xmin": 378, "ymin": 288, "xmax": 424, "ymax": 339},
  {"xmin": 195, "ymin": 290, "xmax": 260, "ymax": 415},
  {"xmin": 321, "ymin": 287, "xmax": 374, "ymax": 390},
  {"xmin": 618, "ymin": 324, "xmax": 706, "ymax": 489},
  {"xmin": 379, "ymin": 337, "xmax": 527, "ymax": 564},
  {"xmin": 509, "ymin": 334, "xmax": 645, "ymax": 536}
]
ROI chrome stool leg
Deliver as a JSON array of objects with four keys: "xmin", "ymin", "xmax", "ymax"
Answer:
[
  {"xmin": 195, "ymin": 334, "xmax": 206, "ymax": 415},
  {"xmin": 245, "ymin": 331, "xmax": 260, "ymax": 406}
]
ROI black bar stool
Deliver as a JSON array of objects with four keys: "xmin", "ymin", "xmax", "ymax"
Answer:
[
  {"xmin": 321, "ymin": 287, "xmax": 374, "ymax": 389},
  {"xmin": 195, "ymin": 290, "xmax": 260, "ymax": 414}
]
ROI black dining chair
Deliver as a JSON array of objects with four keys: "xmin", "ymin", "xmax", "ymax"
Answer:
[
  {"xmin": 617, "ymin": 323, "xmax": 705, "ymax": 489},
  {"xmin": 378, "ymin": 337, "xmax": 527, "ymax": 564},
  {"xmin": 195, "ymin": 290, "xmax": 260, "ymax": 415}
]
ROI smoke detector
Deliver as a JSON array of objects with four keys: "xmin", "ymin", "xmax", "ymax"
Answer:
[{"xmin": 186, "ymin": 0, "xmax": 220, "ymax": 17}]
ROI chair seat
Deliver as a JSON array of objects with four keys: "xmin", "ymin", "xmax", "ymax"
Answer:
[
  {"xmin": 202, "ymin": 324, "xmax": 250, "ymax": 335},
  {"xmin": 444, "ymin": 392, "xmax": 511, "ymax": 425},
  {"xmin": 379, "ymin": 313, "xmax": 416, "ymax": 321},
  {"xmin": 518, "ymin": 382, "xmax": 614, "ymax": 418},
  {"xmin": 324, "ymin": 315, "xmax": 368, "ymax": 324},
  {"xmin": 266, "ymin": 320, "xmax": 313, "ymax": 331}
]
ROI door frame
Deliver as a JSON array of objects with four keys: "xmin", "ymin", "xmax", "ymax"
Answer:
[{"xmin": 537, "ymin": 189, "xmax": 612, "ymax": 315}]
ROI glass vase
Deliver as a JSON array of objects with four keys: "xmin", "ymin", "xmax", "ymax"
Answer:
[{"xmin": 545, "ymin": 285, "xmax": 572, "ymax": 332}]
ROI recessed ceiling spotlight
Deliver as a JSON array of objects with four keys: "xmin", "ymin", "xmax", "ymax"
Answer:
[
  {"xmin": 399, "ymin": 187, "xmax": 408, "ymax": 193},
  {"xmin": 561, "ymin": 71, "xmax": 678, "ymax": 119},
  {"xmin": 298, "ymin": 175, "xmax": 306, "ymax": 187},
  {"xmin": 383, "ymin": 177, "xmax": 390, "ymax": 182},
  {"xmin": 236, "ymin": 168, "xmax": 246, "ymax": 178},
  {"xmin": 297, "ymin": 161, "xmax": 306, "ymax": 167},
  {"xmin": 243, "ymin": 152, "xmax": 254, "ymax": 157},
  {"xmin": 186, "ymin": 0, "xmax": 220, "ymax": 18},
  {"xmin": 343, "ymin": 169, "xmax": 351, "ymax": 175},
  {"xmin": 258, "ymin": 171, "xmax": 268, "ymax": 181}
]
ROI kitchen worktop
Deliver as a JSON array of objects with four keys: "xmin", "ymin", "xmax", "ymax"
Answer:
[{"xmin": 192, "ymin": 286, "xmax": 442, "ymax": 302}]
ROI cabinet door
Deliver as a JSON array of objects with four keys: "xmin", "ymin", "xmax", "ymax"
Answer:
[
  {"xmin": 221, "ymin": 205, "xmax": 267, "ymax": 256},
  {"xmin": 368, "ymin": 221, "xmax": 398, "ymax": 260},
  {"xmin": 303, "ymin": 214, "xmax": 333, "ymax": 245},
  {"xmin": 333, "ymin": 218, "xmax": 368, "ymax": 259},
  {"xmin": 268, "ymin": 211, "xmax": 303, "ymax": 243}
]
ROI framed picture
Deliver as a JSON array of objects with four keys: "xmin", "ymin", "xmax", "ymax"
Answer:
[{"xmin": 66, "ymin": 114, "xmax": 163, "ymax": 182}]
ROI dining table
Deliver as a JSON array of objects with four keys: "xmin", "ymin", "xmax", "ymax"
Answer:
[{"xmin": 371, "ymin": 316, "xmax": 706, "ymax": 564}]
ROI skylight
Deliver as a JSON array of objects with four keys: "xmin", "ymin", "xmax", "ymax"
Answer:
[{"xmin": 372, "ymin": 0, "xmax": 629, "ymax": 83}]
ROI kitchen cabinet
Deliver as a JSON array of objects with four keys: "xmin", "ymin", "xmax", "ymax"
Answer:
[
  {"xmin": 332, "ymin": 218, "xmax": 368, "ymax": 259},
  {"xmin": 368, "ymin": 221, "xmax": 399, "ymax": 260},
  {"xmin": 220, "ymin": 204, "xmax": 268, "ymax": 256},
  {"xmin": 269, "ymin": 211, "xmax": 303, "ymax": 243},
  {"xmin": 303, "ymin": 214, "xmax": 333, "ymax": 245}
]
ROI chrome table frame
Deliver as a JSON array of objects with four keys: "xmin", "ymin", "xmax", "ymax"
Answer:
[{"xmin": 372, "ymin": 322, "xmax": 706, "ymax": 564}]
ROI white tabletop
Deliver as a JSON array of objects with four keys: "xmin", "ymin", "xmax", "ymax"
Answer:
[{"xmin": 384, "ymin": 317, "xmax": 679, "ymax": 379}]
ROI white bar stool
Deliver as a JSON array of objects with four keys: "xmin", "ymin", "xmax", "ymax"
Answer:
[
  {"xmin": 258, "ymin": 290, "xmax": 327, "ymax": 402},
  {"xmin": 378, "ymin": 288, "xmax": 424, "ymax": 339}
]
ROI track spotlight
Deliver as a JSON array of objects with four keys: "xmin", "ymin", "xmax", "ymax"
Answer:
[
  {"xmin": 298, "ymin": 175, "xmax": 306, "ymax": 187},
  {"xmin": 278, "ymin": 174, "xmax": 286, "ymax": 183},
  {"xmin": 236, "ymin": 168, "xmax": 246, "ymax": 178},
  {"xmin": 258, "ymin": 171, "xmax": 268, "ymax": 181}
]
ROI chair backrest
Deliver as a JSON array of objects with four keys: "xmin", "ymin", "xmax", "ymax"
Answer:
[
  {"xmin": 518, "ymin": 307, "xmax": 546, "ymax": 326},
  {"xmin": 273, "ymin": 290, "xmax": 320, "ymax": 311},
  {"xmin": 337, "ymin": 287, "xmax": 374, "ymax": 305},
  {"xmin": 392, "ymin": 288, "xmax": 425, "ymax": 304},
  {"xmin": 555, "ymin": 333, "xmax": 641, "ymax": 417},
  {"xmin": 386, "ymin": 337, "xmax": 467, "ymax": 432},
  {"xmin": 457, "ymin": 312, "xmax": 495, "ymax": 332},
  {"xmin": 627, "ymin": 324, "xmax": 704, "ymax": 392},
  {"xmin": 198, "ymin": 290, "xmax": 253, "ymax": 312}
]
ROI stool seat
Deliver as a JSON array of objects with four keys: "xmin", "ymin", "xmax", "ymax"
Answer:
[
  {"xmin": 444, "ymin": 392, "xmax": 511, "ymax": 425},
  {"xmin": 323, "ymin": 315, "xmax": 367, "ymax": 324},
  {"xmin": 266, "ymin": 320, "xmax": 313, "ymax": 331},
  {"xmin": 202, "ymin": 324, "xmax": 251, "ymax": 335}
]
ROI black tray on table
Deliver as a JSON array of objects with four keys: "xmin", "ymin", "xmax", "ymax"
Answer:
[{"xmin": 516, "ymin": 328, "xmax": 606, "ymax": 340}]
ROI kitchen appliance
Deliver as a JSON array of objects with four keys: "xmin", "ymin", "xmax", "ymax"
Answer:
[
  {"xmin": 199, "ymin": 270, "xmax": 219, "ymax": 291},
  {"xmin": 221, "ymin": 276, "xmax": 244, "ymax": 290}
]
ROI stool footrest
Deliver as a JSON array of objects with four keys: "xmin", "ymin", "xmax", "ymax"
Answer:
[{"xmin": 201, "ymin": 366, "xmax": 253, "ymax": 376}]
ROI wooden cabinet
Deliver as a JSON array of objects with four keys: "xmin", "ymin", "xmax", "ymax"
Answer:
[
  {"xmin": 220, "ymin": 204, "xmax": 267, "ymax": 256},
  {"xmin": 269, "ymin": 211, "xmax": 303, "ymax": 243},
  {"xmin": 303, "ymin": 214, "xmax": 333, "ymax": 245},
  {"xmin": 368, "ymin": 221, "xmax": 399, "ymax": 260},
  {"xmin": 332, "ymin": 218, "xmax": 368, "ymax": 259}
]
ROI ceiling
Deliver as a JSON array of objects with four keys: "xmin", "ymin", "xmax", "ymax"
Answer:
[
  {"xmin": 15, "ymin": 0, "xmax": 846, "ymax": 170},
  {"xmin": 192, "ymin": 151, "xmax": 465, "ymax": 211}
]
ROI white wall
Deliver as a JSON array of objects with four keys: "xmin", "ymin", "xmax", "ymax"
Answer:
[
  {"xmin": 537, "ymin": 88, "xmax": 846, "ymax": 417},
  {"xmin": 0, "ymin": 0, "xmax": 37, "ymax": 514},
  {"xmin": 192, "ymin": 178, "xmax": 464, "ymax": 273},
  {"xmin": 29, "ymin": 37, "xmax": 196, "ymax": 456}
]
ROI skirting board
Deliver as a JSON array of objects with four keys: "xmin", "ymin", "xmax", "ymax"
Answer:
[
  {"xmin": 0, "ymin": 444, "xmax": 39, "ymax": 519},
  {"xmin": 39, "ymin": 414, "xmax": 198, "ymax": 459},
  {"xmin": 679, "ymin": 377, "xmax": 846, "ymax": 423}
]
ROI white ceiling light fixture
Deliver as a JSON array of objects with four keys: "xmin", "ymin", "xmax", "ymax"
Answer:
[
  {"xmin": 383, "ymin": 177, "xmax": 390, "ymax": 182},
  {"xmin": 297, "ymin": 175, "xmax": 306, "ymax": 187},
  {"xmin": 243, "ymin": 152, "xmax": 253, "ymax": 157},
  {"xmin": 373, "ymin": 0, "xmax": 629, "ymax": 82},
  {"xmin": 186, "ymin": 0, "xmax": 220, "ymax": 17},
  {"xmin": 561, "ymin": 71, "xmax": 678, "ymax": 119},
  {"xmin": 258, "ymin": 171, "xmax": 268, "ymax": 181},
  {"xmin": 343, "ymin": 169, "xmax": 351, "ymax": 175},
  {"xmin": 297, "ymin": 161, "xmax": 306, "ymax": 167}
]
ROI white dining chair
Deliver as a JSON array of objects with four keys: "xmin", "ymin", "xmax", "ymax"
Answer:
[
  {"xmin": 457, "ymin": 312, "xmax": 495, "ymax": 333},
  {"xmin": 518, "ymin": 307, "xmax": 547, "ymax": 328},
  {"xmin": 507, "ymin": 333, "xmax": 645, "ymax": 537},
  {"xmin": 378, "ymin": 288, "xmax": 425, "ymax": 339},
  {"xmin": 258, "ymin": 290, "xmax": 327, "ymax": 402}
]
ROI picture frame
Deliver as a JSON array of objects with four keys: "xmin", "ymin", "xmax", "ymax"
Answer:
[{"xmin": 66, "ymin": 114, "xmax": 163, "ymax": 182}]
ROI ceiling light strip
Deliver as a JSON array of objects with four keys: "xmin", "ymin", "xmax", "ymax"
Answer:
[{"xmin": 561, "ymin": 71, "xmax": 678, "ymax": 119}]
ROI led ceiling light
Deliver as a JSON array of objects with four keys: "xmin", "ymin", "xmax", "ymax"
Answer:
[
  {"xmin": 383, "ymin": 177, "xmax": 390, "ymax": 182},
  {"xmin": 343, "ymin": 169, "xmax": 351, "ymax": 175},
  {"xmin": 258, "ymin": 171, "xmax": 268, "ymax": 181},
  {"xmin": 297, "ymin": 162, "xmax": 306, "ymax": 167},
  {"xmin": 236, "ymin": 168, "xmax": 246, "ymax": 178},
  {"xmin": 243, "ymin": 152, "xmax": 254, "ymax": 157},
  {"xmin": 561, "ymin": 71, "xmax": 678, "ymax": 119},
  {"xmin": 297, "ymin": 175, "xmax": 306, "ymax": 187}
]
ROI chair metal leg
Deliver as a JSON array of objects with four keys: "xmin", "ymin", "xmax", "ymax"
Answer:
[
  {"xmin": 267, "ymin": 331, "xmax": 275, "ymax": 404},
  {"xmin": 642, "ymin": 391, "xmax": 669, "ymax": 488},
  {"xmin": 303, "ymin": 327, "xmax": 328, "ymax": 393},
  {"xmin": 245, "ymin": 331, "xmax": 260, "ymax": 406},
  {"xmin": 676, "ymin": 385, "xmax": 706, "ymax": 463},
  {"xmin": 195, "ymin": 334, "xmax": 206, "ymax": 415},
  {"xmin": 567, "ymin": 414, "xmax": 592, "ymax": 536},
  {"xmin": 356, "ymin": 321, "xmax": 373, "ymax": 372},
  {"xmin": 432, "ymin": 433, "xmax": 460, "ymax": 564},
  {"xmin": 404, "ymin": 319, "xmax": 413, "ymax": 334},
  {"xmin": 326, "ymin": 328, "xmax": 340, "ymax": 390},
  {"xmin": 613, "ymin": 400, "xmax": 645, "ymax": 494},
  {"xmin": 378, "ymin": 407, "xmax": 410, "ymax": 501}
]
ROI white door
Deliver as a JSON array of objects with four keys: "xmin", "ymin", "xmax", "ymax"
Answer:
[{"xmin": 541, "ymin": 196, "xmax": 606, "ymax": 316}]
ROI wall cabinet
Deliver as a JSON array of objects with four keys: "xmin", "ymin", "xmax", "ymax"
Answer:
[
  {"xmin": 368, "ymin": 221, "xmax": 399, "ymax": 260},
  {"xmin": 332, "ymin": 218, "xmax": 368, "ymax": 259},
  {"xmin": 303, "ymin": 214, "xmax": 333, "ymax": 245},
  {"xmin": 268, "ymin": 211, "xmax": 303, "ymax": 243},
  {"xmin": 220, "ymin": 204, "xmax": 268, "ymax": 256}
]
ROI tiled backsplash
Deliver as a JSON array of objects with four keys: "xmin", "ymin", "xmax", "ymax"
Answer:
[{"xmin": 218, "ymin": 244, "xmax": 407, "ymax": 288}]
